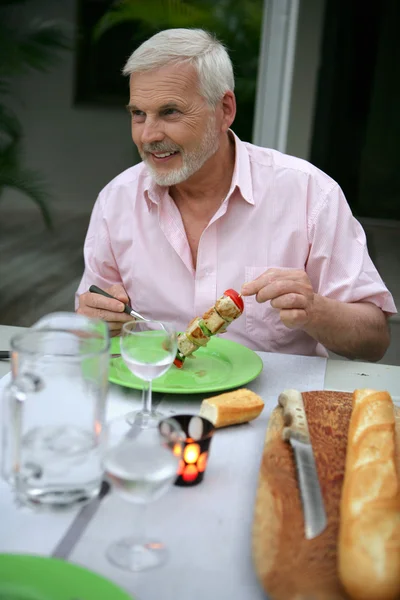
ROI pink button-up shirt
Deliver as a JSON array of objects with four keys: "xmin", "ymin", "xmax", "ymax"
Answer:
[{"xmin": 76, "ymin": 132, "xmax": 397, "ymax": 357}]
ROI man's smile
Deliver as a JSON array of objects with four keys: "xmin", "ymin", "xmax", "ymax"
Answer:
[{"xmin": 150, "ymin": 150, "xmax": 180, "ymax": 163}]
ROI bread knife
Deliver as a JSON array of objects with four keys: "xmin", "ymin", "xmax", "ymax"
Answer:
[{"xmin": 278, "ymin": 389, "xmax": 327, "ymax": 540}]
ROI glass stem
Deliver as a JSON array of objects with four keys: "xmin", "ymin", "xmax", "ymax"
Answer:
[
  {"xmin": 143, "ymin": 379, "xmax": 153, "ymax": 415},
  {"xmin": 133, "ymin": 503, "xmax": 147, "ymax": 545}
]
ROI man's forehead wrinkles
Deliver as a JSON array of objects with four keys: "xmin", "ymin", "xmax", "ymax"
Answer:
[{"xmin": 129, "ymin": 67, "xmax": 200, "ymax": 99}]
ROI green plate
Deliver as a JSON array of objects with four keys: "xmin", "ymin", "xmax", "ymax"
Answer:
[
  {"xmin": 109, "ymin": 336, "xmax": 263, "ymax": 394},
  {"xmin": 0, "ymin": 554, "xmax": 132, "ymax": 600}
]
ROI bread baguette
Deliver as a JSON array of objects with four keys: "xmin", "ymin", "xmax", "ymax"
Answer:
[
  {"xmin": 199, "ymin": 388, "xmax": 264, "ymax": 428},
  {"xmin": 338, "ymin": 388, "xmax": 400, "ymax": 600}
]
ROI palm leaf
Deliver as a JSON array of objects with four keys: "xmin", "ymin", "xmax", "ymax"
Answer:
[
  {"xmin": 0, "ymin": 142, "xmax": 53, "ymax": 227},
  {"xmin": 0, "ymin": 81, "xmax": 9, "ymax": 94},
  {"xmin": 0, "ymin": 104, "xmax": 21, "ymax": 148},
  {"xmin": 17, "ymin": 20, "xmax": 71, "ymax": 71},
  {"xmin": 93, "ymin": 0, "xmax": 216, "ymax": 41},
  {"xmin": 0, "ymin": 20, "xmax": 71, "ymax": 76},
  {"xmin": 0, "ymin": 2, "xmax": 71, "ymax": 227},
  {"xmin": 0, "ymin": 165, "xmax": 53, "ymax": 227}
]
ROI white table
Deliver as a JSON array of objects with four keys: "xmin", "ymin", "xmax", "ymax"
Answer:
[{"xmin": 1, "ymin": 324, "xmax": 400, "ymax": 600}]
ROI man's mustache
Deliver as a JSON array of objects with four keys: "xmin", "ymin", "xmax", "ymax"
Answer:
[{"xmin": 142, "ymin": 142, "xmax": 181, "ymax": 153}]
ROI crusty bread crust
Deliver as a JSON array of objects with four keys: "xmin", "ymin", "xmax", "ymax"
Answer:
[
  {"xmin": 199, "ymin": 388, "xmax": 264, "ymax": 428},
  {"xmin": 338, "ymin": 389, "xmax": 400, "ymax": 600}
]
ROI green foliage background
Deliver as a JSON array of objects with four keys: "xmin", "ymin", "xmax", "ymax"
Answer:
[
  {"xmin": 93, "ymin": 0, "xmax": 263, "ymax": 142},
  {"xmin": 0, "ymin": 0, "xmax": 70, "ymax": 227}
]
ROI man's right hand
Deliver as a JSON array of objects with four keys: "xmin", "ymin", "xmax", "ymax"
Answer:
[{"xmin": 77, "ymin": 284, "xmax": 133, "ymax": 336}]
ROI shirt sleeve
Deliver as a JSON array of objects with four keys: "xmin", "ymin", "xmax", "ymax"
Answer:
[
  {"xmin": 75, "ymin": 194, "xmax": 123, "ymax": 308},
  {"xmin": 306, "ymin": 183, "xmax": 397, "ymax": 316}
]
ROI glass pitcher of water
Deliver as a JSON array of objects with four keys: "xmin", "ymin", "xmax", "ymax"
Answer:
[{"xmin": 1, "ymin": 312, "xmax": 110, "ymax": 508}]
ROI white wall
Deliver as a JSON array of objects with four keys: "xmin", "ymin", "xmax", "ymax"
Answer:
[
  {"xmin": 3, "ymin": 0, "xmax": 136, "ymax": 215},
  {"xmin": 285, "ymin": 0, "xmax": 326, "ymax": 159}
]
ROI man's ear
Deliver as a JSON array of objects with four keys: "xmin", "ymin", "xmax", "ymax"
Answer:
[{"xmin": 220, "ymin": 91, "xmax": 236, "ymax": 132}]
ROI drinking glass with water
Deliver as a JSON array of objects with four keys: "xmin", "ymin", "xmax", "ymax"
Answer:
[
  {"xmin": 120, "ymin": 320, "xmax": 177, "ymax": 428},
  {"xmin": 104, "ymin": 415, "xmax": 184, "ymax": 572},
  {"xmin": 1, "ymin": 312, "xmax": 110, "ymax": 508}
]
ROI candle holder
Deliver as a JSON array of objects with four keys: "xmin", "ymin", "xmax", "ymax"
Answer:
[{"xmin": 168, "ymin": 415, "xmax": 215, "ymax": 487}]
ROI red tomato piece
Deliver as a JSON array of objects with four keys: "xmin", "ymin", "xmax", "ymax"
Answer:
[{"xmin": 224, "ymin": 288, "xmax": 244, "ymax": 312}]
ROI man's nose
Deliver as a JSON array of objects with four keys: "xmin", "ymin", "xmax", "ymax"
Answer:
[{"xmin": 140, "ymin": 119, "xmax": 165, "ymax": 145}]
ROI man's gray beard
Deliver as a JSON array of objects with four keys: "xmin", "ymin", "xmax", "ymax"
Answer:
[{"xmin": 142, "ymin": 118, "xmax": 220, "ymax": 187}]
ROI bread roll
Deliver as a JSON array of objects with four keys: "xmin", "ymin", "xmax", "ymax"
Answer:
[
  {"xmin": 199, "ymin": 388, "xmax": 264, "ymax": 428},
  {"xmin": 338, "ymin": 388, "xmax": 400, "ymax": 600}
]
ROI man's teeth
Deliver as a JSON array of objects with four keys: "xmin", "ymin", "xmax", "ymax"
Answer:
[{"xmin": 154, "ymin": 151, "xmax": 176, "ymax": 158}]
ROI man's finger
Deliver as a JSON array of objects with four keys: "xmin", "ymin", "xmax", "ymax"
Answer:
[
  {"xmin": 270, "ymin": 292, "xmax": 307, "ymax": 310},
  {"xmin": 241, "ymin": 274, "xmax": 270, "ymax": 297},
  {"xmin": 255, "ymin": 279, "xmax": 311, "ymax": 304},
  {"xmin": 107, "ymin": 284, "xmax": 130, "ymax": 305},
  {"xmin": 77, "ymin": 306, "xmax": 132, "ymax": 322},
  {"xmin": 109, "ymin": 328, "xmax": 123, "ymax": 338},
  {"xmin": 241, "ymin": 268, "xmax": 308, "ymax": 297},
  {"xmin": 271, "ymin": 269, "xmax": 307, "ymax": 281},
  {"xmin": 279, "ymin": 308, "xmax": 309, "ymax": 329},
  {"xmin": 86, "ymin": 292, "xmax": 126, "ymax": 313},
  {"xmin": 108, "ymin": 321, "xmax": 125, "ymax": 333}
]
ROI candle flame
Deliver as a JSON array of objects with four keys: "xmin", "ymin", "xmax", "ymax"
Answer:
[{"xmin": 183, "ymin": 443, "xmax": 200, "ymax": 464}]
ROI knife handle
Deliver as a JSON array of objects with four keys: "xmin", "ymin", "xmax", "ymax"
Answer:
[
  {"xmin": 278, "ymin": 389, "xmax": 310, "ymax": 444},
  {"xmin": 89, "ymin": 285, "xmax": 133, "ymax": 317}
]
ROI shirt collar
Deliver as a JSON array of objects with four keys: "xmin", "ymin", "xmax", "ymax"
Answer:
[
  {"xmin": 143, "ymin": 129, "xmax": 254, "ymax": 210},
  {"xmin": 227, "ymin": 130, "xmax": 254, "ymax": 205}
]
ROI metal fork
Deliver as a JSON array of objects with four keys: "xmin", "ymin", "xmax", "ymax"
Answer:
[
  {"xmin": 89, "ymin": 285, "xmax": 149, "ymax": 322},
  {"xmin": 89, "ymin": 285, "xmax": 167, "ymax": 331}
]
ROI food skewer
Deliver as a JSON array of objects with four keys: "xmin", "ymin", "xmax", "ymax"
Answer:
[{"xmin": 174, "ymin": 289, "xmax": 244, "ymax": 368}]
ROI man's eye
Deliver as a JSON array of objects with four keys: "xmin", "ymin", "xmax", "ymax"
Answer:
[
  {"xmin": 130, "ymin": 110, "xmax": 145, "ymax": 120},
  {"xmin": 163, "ymin": 108, "xmax": 179, "ymax": 116}
]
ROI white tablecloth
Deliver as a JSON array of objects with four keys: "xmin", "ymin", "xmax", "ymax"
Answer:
[{"xmin": 0, "ymin": 351, "xmax": 327, "ymax": 600}]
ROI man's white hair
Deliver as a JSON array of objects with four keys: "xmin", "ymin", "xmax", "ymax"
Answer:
[{"xmin": 123, "ymin": 28, "xmax": 235, "ymax": 107}]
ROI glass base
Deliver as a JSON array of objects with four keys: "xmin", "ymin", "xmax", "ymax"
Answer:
[
  {"xmin": 125, "ymin": 409, "xmax": 170, "ymax": 429},
  {"xmin": 106, "ymin": 537, "xmax": 168, "ymax": 572},
  {"xmin": 16, "ymin": 481, "xmax": 102, "ymax": 510}
]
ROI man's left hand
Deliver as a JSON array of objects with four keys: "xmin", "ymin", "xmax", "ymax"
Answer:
[{"xmin": 241, "ymin": 268, "xmax": 316, "ymax": 329}]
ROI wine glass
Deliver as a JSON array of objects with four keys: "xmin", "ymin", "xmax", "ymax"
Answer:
[
  {"xmin": 120, "ymin": 320, "xmax": 177, "ymax": 428},
  {"xmin": 103, "ymin": 415, "xmax": 184, "ymax": 572}
]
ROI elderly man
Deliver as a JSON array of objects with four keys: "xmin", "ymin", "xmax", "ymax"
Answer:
[{"xmin": 76, "ymin": 28, "xmax": 396, "ymax": 361}]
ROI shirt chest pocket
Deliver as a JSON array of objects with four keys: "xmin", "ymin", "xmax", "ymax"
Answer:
[{"xmin": 243, "ymin": 266, "xmax": 296, "ymax": 350}]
